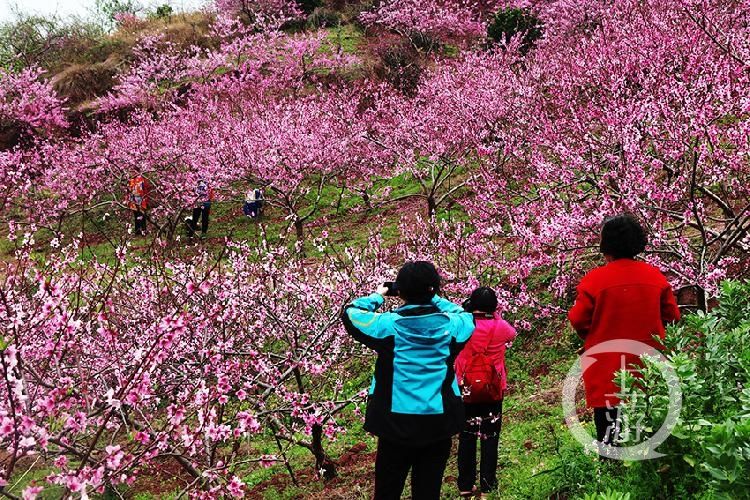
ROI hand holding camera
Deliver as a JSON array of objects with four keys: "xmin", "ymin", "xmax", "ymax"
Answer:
[{"xmin": 378, "ymin": 281, "xmax": 399, "ymax": 297}]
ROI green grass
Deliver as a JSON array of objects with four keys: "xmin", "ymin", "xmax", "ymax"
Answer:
[
  {"xmin": 4, "ymin": 466, "xmax": 65, "ymax": 498},
  {"xmin": 325, "ymin": 24, "xmax": 364, "ymax": 55},
  {"xmin": 2, "ymin": 171, "xmax": 601, "ymax": 499},
  {"xmin": 0, "ymin": 170, "xmax": 471, "ymax": 266}
]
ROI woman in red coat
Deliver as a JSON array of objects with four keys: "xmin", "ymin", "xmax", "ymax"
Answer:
[{"xmin": 568, "ymin": 215, "xmax": 680, "ymax": 445}]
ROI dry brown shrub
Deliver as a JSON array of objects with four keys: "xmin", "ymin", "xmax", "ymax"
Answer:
[{"xmin": 51, "ymin": 55, "xmax": 121, "ymax": 106}]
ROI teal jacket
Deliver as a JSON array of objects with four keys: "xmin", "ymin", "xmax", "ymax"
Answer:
[{"xmin": 342, "ymin": 294, "xmax": 475, "ymax": 444}]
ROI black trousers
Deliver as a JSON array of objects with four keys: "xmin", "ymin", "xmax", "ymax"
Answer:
[
  {"xmin": 594, "ymin": 406, "xmax": 621, "ymax": 444},
  {"xmin": 133, "ymin": 210, "xmax": 146, "ymax": 235},
  {"xmin": 457, "ymin": 401, "xmax": 503, "ymax": 493},
  {"xmin": 189, "ymin": 205, "xmax": 210, "ymax": 235},
  {"xmin": 374, "ymin": 437, "xmax": 451, "ymax": 500}
]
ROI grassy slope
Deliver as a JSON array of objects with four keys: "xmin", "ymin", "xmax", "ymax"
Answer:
[
  {"xmin": 2, "ymin": 171, "xmax": 610, "ymax": 499},
  {"xmin": 0, "ymin": 172, "xmax": 422, "ymax": 262},
  {"xmin": 2, "ymin": 14, "xmax": 669, "ymax": 500}
]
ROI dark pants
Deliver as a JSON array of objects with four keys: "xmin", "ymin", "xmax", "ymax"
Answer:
[
  {"xmin": 594, "ymin": 406, "xmax": 621, "ymax": 444},
  {"xmin": 243, "ymin": 201, "xmax": 259, "ymax": 218},
  {"xmin": 133, "ymin": 210, "xmax": 146, "ymax": 235},
  {"xmin": 374, "ymin": 437, "xmax": 451, "ymax": 500},
  {"xmin": 189, "ymin": 204, "xmax": 210, "ymax": 236},
  {"xmin": 457, "ymin": 401, "xmax": 503, "ymax": 493}
]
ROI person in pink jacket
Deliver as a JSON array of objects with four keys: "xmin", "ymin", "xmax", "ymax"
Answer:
[{"xmin": 454, "ymin": 287, "xmax": 517, "ymax": 497}]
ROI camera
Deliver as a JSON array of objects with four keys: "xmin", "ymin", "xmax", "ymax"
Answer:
[{"xmin": 383, "ymin": 281, "xmax": 399, "ymax": 297}]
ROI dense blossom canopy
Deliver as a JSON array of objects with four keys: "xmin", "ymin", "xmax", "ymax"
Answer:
[
  {"xmin": 0, "ymin": 0, "xmax": 748, "ymax": 496},
  {"xmin": 0, "ymin": 67, "xmax": 67, "ymax": 137},
  {"xmin": 360, "ymin": 0, "xmax": 501, "ymax": 41}
]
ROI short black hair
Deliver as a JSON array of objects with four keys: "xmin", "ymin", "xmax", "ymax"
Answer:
[
  {"xmin": 600, "ymin": 214, "xmax": 647, "ymax": 259},
  {"xmin": 463, "ymin": 287, "xmax": 498, "ymax": 313},
  {"xmin": 395, "ymin": 261, "xmax": 441, "ymax": 304}
]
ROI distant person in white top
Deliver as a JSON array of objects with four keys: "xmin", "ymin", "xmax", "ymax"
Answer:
[{"xmin": 243, "ymin": 187, "xmax": 264, "ymax": 219}]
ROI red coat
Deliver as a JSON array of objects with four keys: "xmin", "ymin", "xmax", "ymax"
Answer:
[
  {"xmin": 127, "ymin": 175, "xmax": 150, "ymax": 211},
  {"xmin": 568, "ymin": 259, "xmax": 680, "ymax": 408}
]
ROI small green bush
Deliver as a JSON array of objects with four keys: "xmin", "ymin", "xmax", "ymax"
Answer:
[
  {"xmin": 296, "ymin": 0, "xmax": 322, "ymax": 15},
  {"xmin": 617, "ymin": 280, "xmax": 750, "ymax": 499},
  {"xmin": 152, "ymin": 4, "xmax": 174, "ymax": 20},
  {"xmin": 583, "ymin": 490, "xmax": 632, "ymax": 500},
  {"xmin": 306, "ymin": 8, "xmax": 341, "ymax": 29},
  {"xmin": 487, "ymin": 7, "xmax": 543, "ymax": 54}
]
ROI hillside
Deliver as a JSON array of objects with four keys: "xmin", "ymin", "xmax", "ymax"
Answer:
[{"xmin": 0, "ymin": 0, "xmax": 749, "ymax": 498}]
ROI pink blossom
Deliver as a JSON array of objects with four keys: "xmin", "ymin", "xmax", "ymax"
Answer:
[
  {"xmin": 22, "ymin": 486, "xmax": 43, "ymax": 500},
  {"xmin": 259, "ymin": 455, "xmax": 278, "ymax": 468},
  {"xmin": 133, "ymin": 431, "xmax": 150, "ymax": 444},
  {"xmin": 227, "ymin": 475, "xmax": 245, "ymax": 498}
]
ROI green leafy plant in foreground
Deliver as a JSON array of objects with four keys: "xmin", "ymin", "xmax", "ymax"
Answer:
[
  {"xmin": 616, "ymin": 280, "xmax": 750, "ymax": 499},
  {"xmin": 582, "ymin": 490, "xmax": 632, "ymax": 500}
]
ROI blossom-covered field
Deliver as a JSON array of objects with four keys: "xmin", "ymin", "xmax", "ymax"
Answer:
[{"xmin": 0, "ymin": 0, "xmax": 748, "ymax": 497}]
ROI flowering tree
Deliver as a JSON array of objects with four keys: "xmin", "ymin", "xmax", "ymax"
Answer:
[
  {"xmin": 239, "ymin": 87, "xmax": 382, "ymax": 249},
  {"xmin": 0, "ymin": 234, "xmax": 397, "ymax": 497},
  {"xmin": 95, "ymin": 34, "xmax": 205, "ymax": 114},
  {"xmin": 360, "ymin": 0, "xmax": 500, "ymax": 44},
  {"xmin": 371, "ymin": 49, "xmax": 522, "ymax": 218},
  {"xmin": 463, "ymin": 0, "xmax": 750, "ymax": 309},
  {"xmin": 0, "ymin": 67, "xmax": 67, "ymax": 149},
  {"xmin": 214, "ymin": 0, "xmax": 302, "ymax": 29}
]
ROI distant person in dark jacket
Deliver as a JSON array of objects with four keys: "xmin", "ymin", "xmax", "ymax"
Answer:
[
  {"xmin": 188, "ymin": 179, "xmax": 214, "ymax": 238},
  {"xmin": 341, "ymin": 261, "xmax": 475, "ymax": 500},
  {"xmin": 454, "ymin": 287, "xmax": 516, "ymax": 497},
  {"xmin": 568, "ymin": 214, "xmax": 680, "ymax": 447}
]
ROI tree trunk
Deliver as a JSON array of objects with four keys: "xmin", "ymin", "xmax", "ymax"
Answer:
[
  {"xmin": 696, "ymin": 286, "xmax": 707, "ymax": 312},
  {"xmin": 335, "ymin": 183, "xmax": 345, "ymax": 214},
  {"xmin": 361, "ymin": 190, "xmax": 372, "ymax": 211},
  {"xmin": 427, "ymin": 195, "xmax": 437, "ymax": 219},
  {"xmin": 294, "ymin": 218, "xmax": 305, "ymax": 257},
  {"xmin": 311, "ymin": 424, "xmax": 337, "ymax": 480}
]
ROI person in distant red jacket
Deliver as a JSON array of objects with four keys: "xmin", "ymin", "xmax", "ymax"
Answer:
[
  {"xmin": 568, "ymin": 214, "xmax": 680, "ymax": 446},
  {"xmin": 127, "ymin": 174, "xmax": 150, "ymax": 236}
]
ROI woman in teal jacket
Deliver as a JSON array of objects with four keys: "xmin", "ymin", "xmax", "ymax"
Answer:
[{"xmin": 341, "ymin": 261, "xmax": 475, "ymax": 500}]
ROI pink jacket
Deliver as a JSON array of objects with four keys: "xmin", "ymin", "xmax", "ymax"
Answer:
[{"xmin": 454, "ymin": 313, "xmax": 517, "ymax": 391}]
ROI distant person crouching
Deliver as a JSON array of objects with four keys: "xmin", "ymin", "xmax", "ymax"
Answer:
[{"xmin": 243, "ymin": 187, "xmax": 264, "ymax": 219}]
